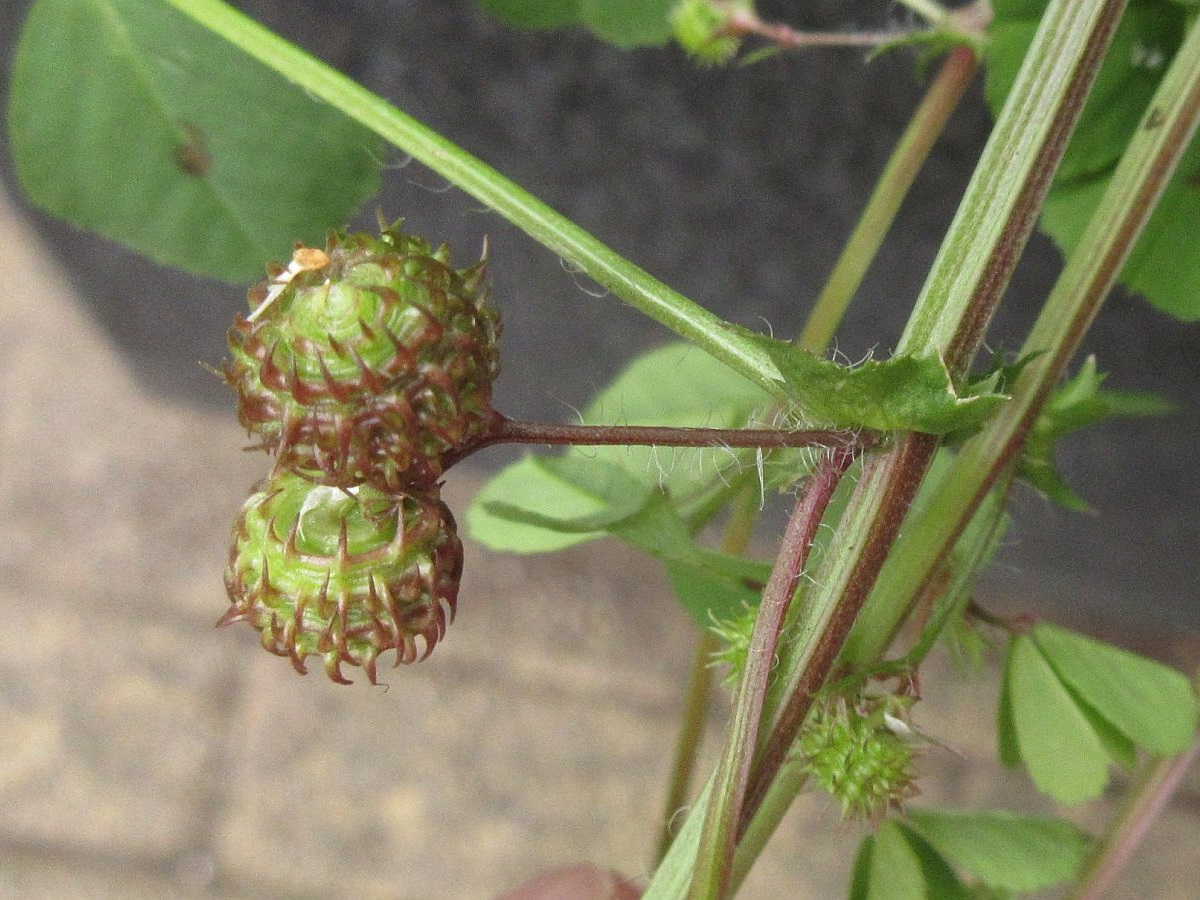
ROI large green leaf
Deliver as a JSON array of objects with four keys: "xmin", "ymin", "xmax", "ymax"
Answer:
[
  {"xmin": 985, "ymin": 0, "xmax": 1200, "ymax": 318},
  {"xmin": 1005, "ymin": 635, "xmax": 1112, "ymax": 804},
  {"xmin": 906, "ymin": 809, "xmax": 1093, "ymax": 893},
  {"xmin": 7, "ymin": 0, "xmax": 381, "ymax": 281},
  {"xmin": 1032, "ymin": 623, "xmax": 1199, "ymax": 756},
  {"xmin": 749, "ymin": 336, "xmax": 1005, "ymax": 433}
]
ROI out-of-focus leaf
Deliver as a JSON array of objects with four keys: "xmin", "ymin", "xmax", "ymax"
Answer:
[
  {"xmin": 7, "ymin": 0, "xmax": 380, "ymax": 281},
  {"xmin": 906, "ymin": 808, "xmax": 1093, "ymax": 892},
  {"xmin": 466, "ymin": 456, "xmax": 650, "ymax": 552},
  {"xmin": 1032, "ymin": 622, "xmax": 1199, "ymax": 756},
  {"xmin": 1020, "ymin": 356, "xmax": 1173, "ymax": 509},
  {"xmin": 1006, "ymin": 635, "xmax": 1112, "ymax": 804}
]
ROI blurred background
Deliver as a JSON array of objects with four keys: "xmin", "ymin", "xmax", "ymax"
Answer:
[{"xmin": 1, "ymin": 0, "xmax": 1198, "ymax": 897}]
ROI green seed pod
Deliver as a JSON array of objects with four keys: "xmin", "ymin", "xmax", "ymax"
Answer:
[
  {"xmin": 224, "ymin": 223, "xmax": 501, "ymax": 490},
  {"xmin": 795, "ymin": 694, "xmax": 920, "ymax": 822},
  {"xmin": 221, "ymin": 471, "xmax": 463, "ymax": 684}
]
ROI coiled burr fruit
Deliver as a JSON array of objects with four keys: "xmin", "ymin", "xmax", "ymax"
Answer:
[
  {"xmin": 224, "ymin": 223, "xmax": 501, "ymax": 490},
  {"xmin": 221, "ymin": 471, "xmax": 463, "ymax": 684}
]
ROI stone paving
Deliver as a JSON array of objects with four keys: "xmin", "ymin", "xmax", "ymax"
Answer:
[{"xmin": 2, "ymin": 183, "xmax": 1198, "ymax": 898}]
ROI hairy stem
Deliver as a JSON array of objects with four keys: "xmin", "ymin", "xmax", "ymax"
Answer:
[
  {"xmin": 748, "ymin": 0, "xmax": 1128, "ymax": 819},
  {"xmin": 441, "ymin": 412, "xmax": 870, "ymax": 471},
  {"xmin": 842, "ymin": 14, "xmax": 1200, "ymax": 666},
  {"xmin": 690, "ymin": 449, "xmax": 855, "ymax": 900}
]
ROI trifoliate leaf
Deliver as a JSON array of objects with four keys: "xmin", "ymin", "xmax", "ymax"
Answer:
[
  {"xmin": 1020, "ymin": 357, "xmax": 1173, "ymax": 509},
  {"xmin": 466, "ymin": 456, "xmax": 650, "ymax": 552},
  {"xmin": 986, "ymin": 0, "xmax": 1200, "ymax": 318},
  {"xmin": 748, "ymin": 336, "xmax": 1005, "ymax": 433},
  {"xmin": 1032, "ymin": 623, "xmax": 1199, "ymax": 756},
  {"xmin": 1006, "ymin": 634, "xmax": 1113, "ymax": 804},
  {"xmin": 7, "ymin": 0, "xmax": 381, "ymax": 281},
  {"xmin": 906, "ymin": 808, "xmax": 1093, "ymax": 892},
  {"xmin": 477, "ymin": 0, "xmax": 580, "ymax": 28}
]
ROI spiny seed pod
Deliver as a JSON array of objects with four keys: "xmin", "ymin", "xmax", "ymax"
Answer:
[
  {"xmin": 795, "ymin": 695, "xmax": 920, "ymax": 822},
  {"xmin": 224, "ymin": 223, "xmax": 501, "ymax": 491},
  {"xmin": 221, "ymin": 470, "xmax": 463, "ymax": 684}
]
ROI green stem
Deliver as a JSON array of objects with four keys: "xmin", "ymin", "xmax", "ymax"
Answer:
[
  {"xmin": 646, "ymin": 1, "xmax": 1128, "ymax": 893},
  {"xmin": 798, "ymin": 45, "xmax": 979, "ymax": 353},
  {"xmin": 690, "ymin": 451, "xmax": 854, "ymax": 899},
  {"xmin": 750, "ymin": 0, "xmax": 1128, "ymax": 813},
  {"xmin": 165, "ymin": 0, "xmax": 787, "ymax": 397},
  {"xmin": 1069, "ymin": 732, "xmax": 1200, "ymax": 900},
  {"xmin": 843, "ymin": 15, "xmax": 1200, "ymax": 666}
]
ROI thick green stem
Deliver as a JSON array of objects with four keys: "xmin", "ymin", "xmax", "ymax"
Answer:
[
  {"xmin": 799, "ymin": 45, "xmax": 979, "ymax": 353},
  {"xmin": 165, "ymin": 0, "xmax": 787, "ymax": 397},
  {"xmin": 749, "ymin": 0, "xmax": 1128, "ymax": 814},
  {"xmin": 843, "ymin": 16, "xmax": 1200, "ymax": 666},
  {"xmin": 646, "ymin": 1, "xmax": 1128, "ymax": 893}
]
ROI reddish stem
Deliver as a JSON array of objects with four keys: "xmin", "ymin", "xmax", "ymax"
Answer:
[
  {"xmin": 693, "ymin": 447, "xmax": 857, "ymax": 898},
  {"xmin": 440, "ymin": 411, "xmax": 872, "ymax": 470}
]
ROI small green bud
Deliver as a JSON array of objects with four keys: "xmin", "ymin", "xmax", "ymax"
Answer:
[{"xmin": 795, "ymin": 694, "xmax": 921, "ymax": 821}]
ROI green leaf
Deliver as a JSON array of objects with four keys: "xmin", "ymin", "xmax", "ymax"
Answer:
[
  {"xmin": 7, "ymin": 0, "xmax": 381, "ymax": 281},
  {"xmin": 985, "ymin": 0, "xmax": 1200, "ymax": 318},
  {"xmin": 477, "ymin": 0, "xmax": 580, "ymax": 28},
  {"xmin": 577, "ymin": 341, "xmax": 776, "ymax": 501},
  {"xmin": 848, "ymin": 834, "xmax": 875, "ymax": 900},
  {"xmin": 1043, "ymin": 136, "xmax": 1200, "ymax": 319},
  {"xmin": 1032, "ymin": 623, "xmax": 1199, "ymax": 756},
  {"xmin": 465, "ymin": 456, "xmax": 650, "ymax": 553},
  {"xmin": 906, "ymin": 808, "xmax": 1093, "ymax": 892},
  {"xmin": 578, "ymin": 0, "xmax": 675, "ymax": 47},
  {"xmin": 861, "ymin": 821, "xmax": 973, "ymax": 900},
  {"xmin": 665, "ymin": 558, "xmax": 759, "ymax": 627},
  {"xmin": 748, "ymin": 336, "xmax": 1005, "ymax": 433},
  {"xmin": 1006, "ymin": 635, "xmax": 1112, "ymax": 804}
]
